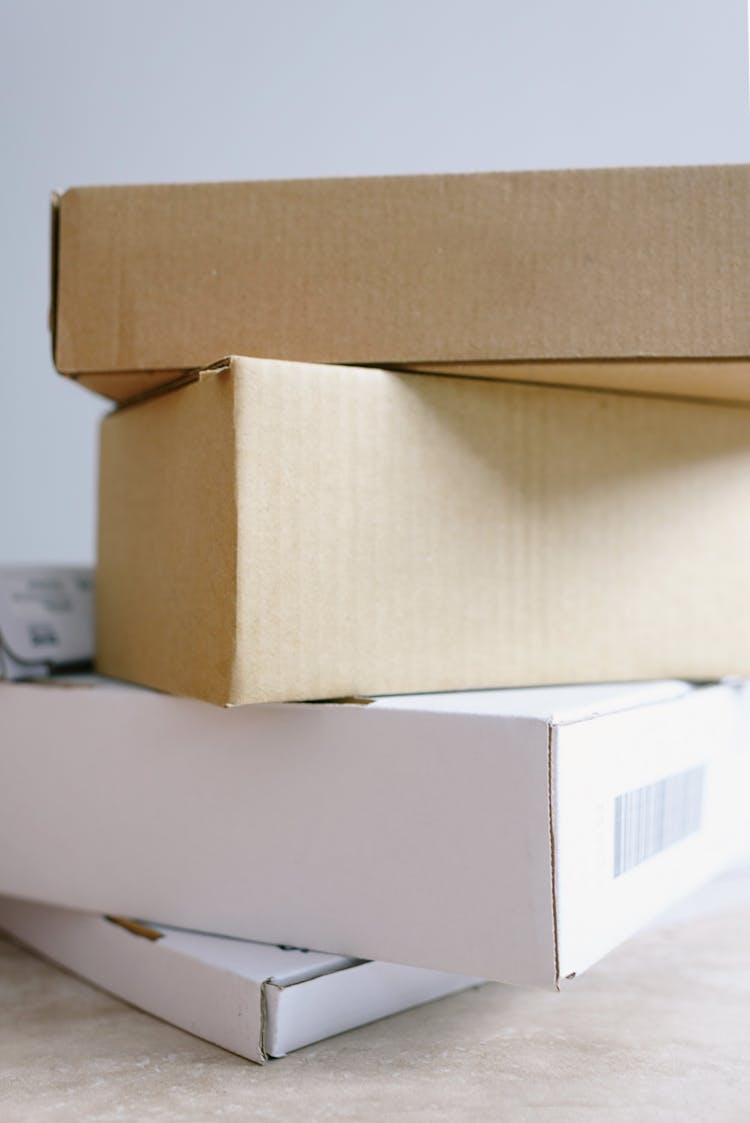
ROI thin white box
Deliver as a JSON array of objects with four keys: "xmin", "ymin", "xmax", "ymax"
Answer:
[
  {"xmin": 0, "ymin": 897, "xmax": 481, "ymax": 1062},
  {"xmin": 0, "ymin": 677, "xmax": 747, "ymax": 985}
]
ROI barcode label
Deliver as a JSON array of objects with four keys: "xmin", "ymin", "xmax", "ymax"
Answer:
[{"xmin": 613, "ymin": 765, "xmax": 704, "ymax": 878}]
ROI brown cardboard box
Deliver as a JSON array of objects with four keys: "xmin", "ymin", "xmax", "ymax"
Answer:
[
  {"xmin": 53, "ymin": 165, "xmax": 750, "ymax": 404},
  {"xmin": 97, "ymin": 356, "xmax": 750, "ymax": 706}
]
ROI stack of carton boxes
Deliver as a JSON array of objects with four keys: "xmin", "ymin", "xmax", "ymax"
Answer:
[
  {"xmin": 2, "ymin": 163, "xmax": 750, "ymax": 1061},
  {"xmin": 54, "ymin": 164, "xmax": 750, "ymax": 703}
]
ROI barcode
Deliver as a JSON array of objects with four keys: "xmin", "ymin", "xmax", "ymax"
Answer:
[{"xmin": 613, "ymin": 765, "xmax": 704, "ymax": 878}]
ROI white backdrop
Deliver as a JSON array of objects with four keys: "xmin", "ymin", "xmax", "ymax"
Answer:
[{"xmin": 1, "ymin": 0, "xmax": 748, "ymax": 563}]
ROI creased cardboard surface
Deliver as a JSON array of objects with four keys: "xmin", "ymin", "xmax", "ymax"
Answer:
[
  {"xmin": 97, "ymin": 356, "xmax": 750, "ymax": 706},
  {"xmin": 54, "ymin": 165, "xmax": 750, "ymax": 401}
]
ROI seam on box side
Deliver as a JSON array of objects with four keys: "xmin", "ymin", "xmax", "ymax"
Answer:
[
  {"xmin": 229, "ymin": 358, "xmax": 245, "ymax": 705},
  {"xmin": 547, "ymin": 723, "xmax": 560, "ymax": 989}
]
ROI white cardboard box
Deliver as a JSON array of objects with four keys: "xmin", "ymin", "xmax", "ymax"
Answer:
[
  {"xmin": 0, "ymin": 677, "xmax": 747, "ymax": 986},
  {"xmin": 0, "ymin": 898, "xmax": 481, "ymax": 1062}
]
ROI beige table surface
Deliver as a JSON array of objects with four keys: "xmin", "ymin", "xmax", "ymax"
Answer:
[{"xmin": 2, "ymin": 870, "xmax": 749, "ymax": 1123}]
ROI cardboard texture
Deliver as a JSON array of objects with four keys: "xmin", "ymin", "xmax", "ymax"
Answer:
[
  {"xmin": 53, "ymin": 165, "xmax": 750, "ymax": 404},
  {"xmin": 0, "ymin": 676, "xmax": 747, "ymax": 985},
  {"xmin": 0, "ymin": 899, "xmax": 481, "ymax": 1063},
  {"xmin": 98, "ymin": 356, "xmax": 750, "ymax": 707}
]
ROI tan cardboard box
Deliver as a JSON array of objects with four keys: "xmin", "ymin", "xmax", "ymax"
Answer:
[
  {"xmin": 53, "ymin": 164, "xmax": 750, "ymax": 404},
  {"xmin": 97, "ymin": 356, "xmax": 750, "ymax": 705}
]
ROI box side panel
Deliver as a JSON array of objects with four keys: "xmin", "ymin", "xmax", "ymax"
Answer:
[
  {"xmin": 0, "ymin": 683, "xmax": 556, "ymax": 984},
  {"xmin": 553, "ymin": 684, "xmax": 750, "ymax": 978},
  {"xmin": 0, "ymin": 898, "xmax": 265, "ymax": 1063},
  {"xmin": 265, "ymin": 963, "xmax": 483, "ymax": 1058},
  {"xmin": 96, "ymin": 368, "xmax": 239, "ymax": 705},
  {"xmin": 227, "ymin": 360, "xmax": 750, "ymax": 704},
  {"xmin": 53, "ymin": 167, "xmax": 750, "ymax": 379}
]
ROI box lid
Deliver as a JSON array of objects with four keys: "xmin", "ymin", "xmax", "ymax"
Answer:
[{"xmin": 51, "ymin": 165, "xmax": 750, "ymax": 402}]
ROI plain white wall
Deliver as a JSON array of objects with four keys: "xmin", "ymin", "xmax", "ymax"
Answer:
[{"xmin": 1, "ymin": 0, "xmax": 748, "ymax": 563}]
